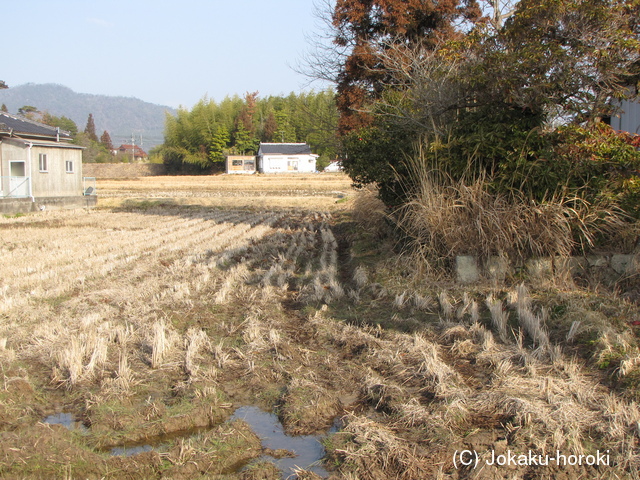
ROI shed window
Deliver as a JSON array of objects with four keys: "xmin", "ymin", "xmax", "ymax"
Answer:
[
  {"xmin": 39, "ymin": 154, "xmax": 48, "ymax": 172},
  {"xmin": 232, "ymin": 160, "xmax": 243, "ymax": 166},
  {"xmin": 65, "ymin": 160, "xmax": 74, "ymax": 173}
]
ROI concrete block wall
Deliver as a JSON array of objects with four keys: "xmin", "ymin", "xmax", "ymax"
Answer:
[
  {"xmin": 0, "ymin": 196, "xmax": 97, "ymax": 214},
  {"xmin": 455, "ymin": 253, "xmax": 639, "ymax": 284},
  {"xmin": 82, "ymin": 163, "xmax": 166, "ymax": 178}
]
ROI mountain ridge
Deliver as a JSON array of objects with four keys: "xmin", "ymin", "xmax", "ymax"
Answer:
[{"xmin": 0, "ymin": 83, "xmax": 175, "ymax": 150}]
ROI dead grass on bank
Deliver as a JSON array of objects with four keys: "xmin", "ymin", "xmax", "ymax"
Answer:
[{"xmin": 396, "ymin": 172, "xmax": 633, "ymax": 263}]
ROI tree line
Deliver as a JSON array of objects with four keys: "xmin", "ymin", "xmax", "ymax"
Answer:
[{"xmin": 158, "ymin": 90, "xmax": 339, "ymax": 172}]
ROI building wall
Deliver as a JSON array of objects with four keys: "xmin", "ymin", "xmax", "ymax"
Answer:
[
  {"xmin": 611, "ymin": 98, "xmax": 640, "ymax": 135},
  {"xmin": 226, "ymin": 155, "xmax": 256, "ymax": 174},
  {"xmin": 260, "ymin": 154, "xmax": 317, "ymax": 173},
  {"xmin": 30, "ymin": 145, "xmax": 83, "ymax": 197},
  {"xmin": 0, "ymin": 140, "xmax": 29, "ymax": 197},
  {"xmin": 1, "ymin": 139, "xmax": 83, "ymax": 197}
]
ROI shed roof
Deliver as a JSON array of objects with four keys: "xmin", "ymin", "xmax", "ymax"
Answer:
[
  {"xmin": 258, "ymin": 143, "xmax": 312, "ymax": 155},
  {"xmin": 0, "ymin": 112, "xmax": 73, "ymax": 141},
  {"xmin": 2, "ymin": 137, "xmax": 83, "ymax": 150}
]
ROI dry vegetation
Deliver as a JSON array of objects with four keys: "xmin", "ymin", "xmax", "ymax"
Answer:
[
  {"xmin": 0, "ymin": 174, "xmax": 639, "ymax": 479},
  {"xmin": 96, "ymin": 174, "xmax": 353, "ymax": 210}
]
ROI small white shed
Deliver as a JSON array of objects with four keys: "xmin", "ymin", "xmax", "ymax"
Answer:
[
  {"xmin": 257, "ymin": 143, "xmax": 318, "ymax": 173},
  {"xmin": 226, "ymin": 155, "xmax": 256, "ymax": 174}
]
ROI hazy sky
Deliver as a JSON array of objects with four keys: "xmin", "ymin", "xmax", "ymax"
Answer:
[{"xmin": 4, "ymin": 0, "xmax": 331, "ymax": 109}]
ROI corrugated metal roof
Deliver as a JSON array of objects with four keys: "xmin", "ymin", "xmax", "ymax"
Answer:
[
  {"xmin": 1, "ymin": 136, "xmax": 83, "ymax": 149},
  {"xmin": 258, "ymin": 143, "xmax": 312, "ymax": 155},
  {"xmin": 0, "ymin": 112, "xmax": 72, "ymax": 139}
]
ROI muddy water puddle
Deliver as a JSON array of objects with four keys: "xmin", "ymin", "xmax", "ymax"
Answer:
[
  {"xmin": 231, "ymin": 406, "xmax": 333, "ymax": 478},
  {"xmin": 43, "ymin": 412, "xmax": 87, "ymax": 432},
  {"xmin": 43, "ymin": 407, "xmax": 335, "ymax": 477}
]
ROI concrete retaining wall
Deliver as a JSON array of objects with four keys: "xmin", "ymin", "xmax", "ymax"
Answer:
[
  {"xmin": 0, "ymin": 196, "xmax": 97, "ymax": 214},
  {"xmin": 82, "ymin": 163, "xmax": 166, "ymax": 178},
  {"xmin": 456, "ymin": 253, "xmax": 639, "ymax": 284}
]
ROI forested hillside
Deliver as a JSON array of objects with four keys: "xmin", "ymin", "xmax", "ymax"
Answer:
[{"xmin": 0, "ymin": 83, "xmax": 174, "ymax": 150}]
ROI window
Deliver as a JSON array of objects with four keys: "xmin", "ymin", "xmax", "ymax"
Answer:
[
  {"xmin": 232, "ymin": 160, "xmax": 243, "ymax": 166},
  {"xmin": 65, "ymin": 160, "xmax": 74, "ymax": 173},
  {"xmin": 39, "ymin": 153, "xmax": 48, "ymax": 172}
]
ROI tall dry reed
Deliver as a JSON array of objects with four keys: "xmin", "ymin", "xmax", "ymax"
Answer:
[{"xmin": 395, "ymin": 153, "xmax": 629, "ymax": 263}]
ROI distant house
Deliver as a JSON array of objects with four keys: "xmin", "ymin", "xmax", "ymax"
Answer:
[
  {"xmin": 257, "ymin": 143, "xmax": 318, "ymax": 173},
  {"xmin": 116, "ymin": 144, "xmax": 148, "ymax": 162},
  {"xmin": 324, "ymin": 160, "xmax": 344, "ymax": 173},
  {"xmin": 0, "ymin": 112, "xmax": 95, "ymax": 213},
  {"xmin": 226, "ymin": 155, "xmax": 256, "ymax": 174}
]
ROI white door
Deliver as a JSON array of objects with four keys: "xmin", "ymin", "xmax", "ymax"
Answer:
[{"xmin": 9, "ymin": 161, "xmax": 29, "ymax": 197}]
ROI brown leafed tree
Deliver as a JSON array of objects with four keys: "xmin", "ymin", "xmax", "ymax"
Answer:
[
  {"xmin": 100, "ymin": 130, "xmax": 114, "ymax": 152},
  {"xmin": 236, "ymin": 91, "xmax": 259, "ymax": 135},
  {"xmin": 332, "ymin": 0, "xmax": 483, "ymax": 133},
  {"xmin": 262, "ymin": 110, "xmax": 278, "ymax": 142}
]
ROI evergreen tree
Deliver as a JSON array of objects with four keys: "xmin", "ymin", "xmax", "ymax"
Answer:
[
  {"xmin": 1, "ymin": 104, "xmax": 7, "ymax": 112},
  {"xmin": 84, "ymin": 113, "xmax": 98, "ymax": 142},
  {"xmin": 42, "ymin": 113, "xmax": 78, "ymax": 136},
  {"xmin": 100, "ymin": 130, "xmax": 114, "ymax": 152},
  {"xmin": 233, "ymin": 124, "xmax": 258, "ymax": 154},
  {"xmin": 18, "ymin": 106, "xmax": 39, "ymax": 118},
  {"xmin": 0, "ymin": 80, "xmax": 7, "ymax": 89},
  {"xmin": 273, "ymin": 110, "xmax": 296, "ymax": 143}
]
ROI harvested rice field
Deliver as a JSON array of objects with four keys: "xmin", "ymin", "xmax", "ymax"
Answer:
[{"xmin": 1, "ymin": 174, "xmax": 640, "ymax": 479}]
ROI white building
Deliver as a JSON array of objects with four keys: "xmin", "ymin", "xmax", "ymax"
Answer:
[{"xmin": 257, "ymin": 143, "xmax": 318, "ymax": 173}]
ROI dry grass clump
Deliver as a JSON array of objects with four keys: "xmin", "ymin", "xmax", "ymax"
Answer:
[
  {"xmin": 149, "ymin": 318, "xmax": 175, "ymax": 369},
  {"xmin": 438, "ymin": 291, "xmax": 455, "ymax": 320},
  {"xmin": 52, "ymin": 330, "xmax": 109, "ymax": 388},
  {"xmin": 330, "ymin": 414, "xmax": 430, "ymax": 479},
  {"xmin": 361, "ymin": 369, "xmax": 408, "ymax": 411},
  {"xmin": 279, "ymin": 376, "xmax": 341, "ymax": 435},
  {"xmin": 100, "ymin": 348, "xmax": 136, "ymax": 396},
  {"xmin": 396, "ymin": 164, "xmax": 629, "ymax": 263},
  {"xmin": 351, "ymin": 185, "xmax": 389, "ymax": 237},
  {"xmin": 184, "ymin": 328, "xmax": 211, "ymax": 378},
  {"xmin": 486, "ymin": 294, "xmax": 510, "ymax": 343}
]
